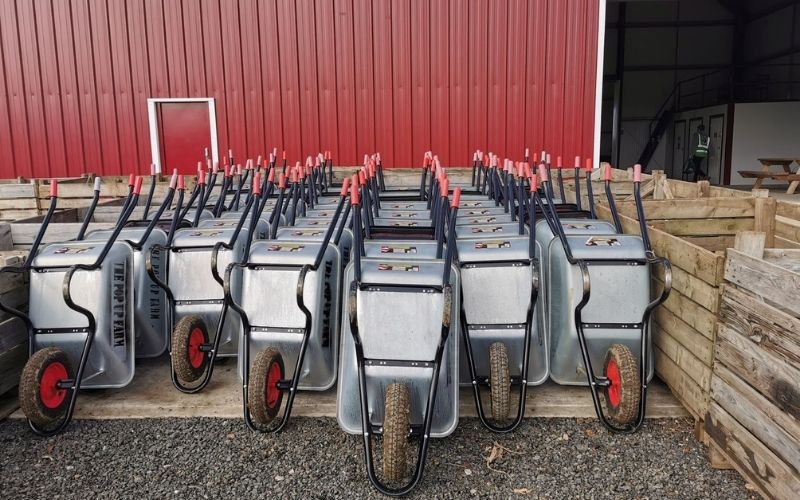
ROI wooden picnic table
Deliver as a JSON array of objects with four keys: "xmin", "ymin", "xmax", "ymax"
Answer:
[{"xmin": 738, "ymin": 157, "xmax": 800, "ymax": 193}]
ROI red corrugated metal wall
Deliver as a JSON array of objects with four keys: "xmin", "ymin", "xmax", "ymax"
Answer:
[{"xmin": 0, "ymin": 0, "xmax": 600, "ymax": 178}]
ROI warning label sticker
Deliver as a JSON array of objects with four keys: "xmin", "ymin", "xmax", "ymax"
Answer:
[
  {"xmin": 267, "ymin": 244, "xmax": 305, "ymax": 252},
  {"xmin": 377, "ymin": 263, "xmax": 419, "ymax": 272},
  {"xmin": 391, "ymin": 212, "xmax": 417, "ymax": 218},
  {"xmin": 380, "ymin": 245, "xmax": 417, "ymax": 254},
  {"xmin": 392, "ymin": 221, "xmax": 419, "ymax": 227},
  {"xmin": 471, "ymin": 226, "xmax": 503, "ymax": 233},
  {"xmin": 292, "ymin": 230, "xmax": 323, "ymax": 236},
  {"xmin": 564, "ymin": 223, "xmax": 594, "ymax": 230},
  {"xmin": 54, "ymin": 246, "xmax": 95, "ymax": 255},
  {"xmin": 469, "ymin": 217, "xmax": 496, "ymax": 223},
  {"xmin": 475, "ymin": 240, "xmax": 511, "ymax": 250},
  {"xmin": 585, "ymin": 237, "xmax": 621, "ymax": 247}
]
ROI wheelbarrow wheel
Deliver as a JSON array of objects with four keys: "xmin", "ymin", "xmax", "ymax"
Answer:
[
  {"xmin": 383, "ymin": 382, "xmax": 410, "ymax": 482},
  {"xmin": 489, "ymin": 342, "xmax": 510, "ymax": 421},
  {"xmin": 172, "ymin": 316, "xmax": 209, "ymax": 383},
  {"xmin": 19, "ymin": 347, "xmax": 73, "ymax": 430},
  {"xmin": 248, "ymin": 347, "xmax": 285, "ymax": 428},
  {"xmin": 603, "ymin": 344, "xmax": 640, "ymax": 425}
]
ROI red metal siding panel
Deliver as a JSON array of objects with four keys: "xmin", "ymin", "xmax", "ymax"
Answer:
[
  {"xmin": 391, "ymin": 0, "xmax": 411, "ymax": 168},
  {"xmin": 468, "ymin": 0, "xmax": 489, "ymax": 157},
  {"xmin": 296, "ymin": 0, "xmax": 320, "ymax": 159},
  {"xmin": 333, "ymin": 0, "xmax": 356, "ymax": 165},
  {"xmin": 449, "ymin": 0, "xmax": 469, "ymax": 166},
  {"xmin": 32, "ymin": 0, "xmax": 66, "ymax": 178},
  {"xmin": 430, "ymin": 0, "xmax": 449, "ymax": 165},
  {"xmin": 352, "ymin": 0, "xmax": 375, "ymax": 160},
  {"xmin": 0, "ymin": 0, "xmax": 600, "ymax": 177},
  {"xmin": 372, "ymin": 1, "xmax": 393, "ymax": 165},
  {"xmin": 410, "ymin": 0, "xmax": 430, "ymax": 166},
  {"xmin": 316, "ymin": 0, "xmax": 339, "ymax": 159},
  {"xmin": 258, "ymin": 0, "xmax": 283, "ymax": 154},
  {"xmin": 525, "ymin": 0, "xmax": 548, "ymax": 156},
  {"xmin": 126, "ymin": 0, "xmax": 153, "ymax": 174},
  {"xmin": 277, "ymin": 0, "xmax": 301, "ymax": 161},
  {"xmin": 200, "ymin": 0, "xmax": 229, "ymax": 159},
  {"xmin": 108, "ymin": 0, "xmax": 139, "ymax": 174},
  {"xmin": 239, "ymin": 0, "xmax": 265, "ymax": 160}
]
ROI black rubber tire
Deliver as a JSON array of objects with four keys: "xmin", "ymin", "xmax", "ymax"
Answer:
[
  {"xmin": 489, "ymin": 342, "xmax": 511, "ymax": 421},
  {"xmin": 603, "ymin": 343, "xmax": 641, "ymax": 426},
  {"xmin": 383, "ymin": 383, "xmax": 411, "ymax": 482},
  {"xmin": 19, "ymin": 347, "xmax": 73, "ymax": 430},
  {"xmin": 172, "ymin": 315, "xmax": 209, "ymax": 383},
  {"xmin": 248, "ymin": 347, "xmax": 284, "ymax": 429}
]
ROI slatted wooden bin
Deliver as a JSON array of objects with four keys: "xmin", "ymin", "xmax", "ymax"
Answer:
[
  {"xmin": 0, "ymin": 251, "xmax": 30, "ymax": 418},
  {"xmin": 705, "ymin": 236, "xmax": 800, "ymax": 500}
]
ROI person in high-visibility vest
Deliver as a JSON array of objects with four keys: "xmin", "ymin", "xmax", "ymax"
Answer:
[{"xmin": 688, "ymin": 124, "xmax": 710, "ymax": 182}]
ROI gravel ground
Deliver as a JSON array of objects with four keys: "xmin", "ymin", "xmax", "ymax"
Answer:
[{"xmin": 0, "ymin": 417, "xmax": 753, "ymax": 499}]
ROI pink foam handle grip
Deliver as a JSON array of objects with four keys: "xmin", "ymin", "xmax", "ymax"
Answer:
[
  {"xmin": 473, "ymin": 152, "xmax": 478, "ymax": 161},
  {"xmin": 540, "ymin": 150, "xmax": 546, "ymax": 162},
  {"xmin": 198, "ymin": 169, "xmax": 206, "ymax": 185},
  {"xmin": 50, "ymin": 180, "xmax": 58, "ymax": 198},
  {"xmin": 525, "ymin": 148, "xmax": 530, "ymax": 158},
  {"xmin": 423, "ymin": 156, "xmax": 432, "ymax": 167},
  {"xmin": 228, "ymin": 149, "xmax": 233, "ymax": 158},
  {"xmin": 604, "ymin": 164, "xmax": 612, "ymax": 181},
  {"xmin": 237, "ymin": 165, "xmax": 242, "ymax": 175},
  {"xmin": 282, "ymin": 150, "xmax": 286, "ymax": 160},
  {"xmin": 177, "ymin": 175, "xmax": 185, "ymax": 191},
  {"xmin": 533, "ymin": 152, "xmax": 539, "ymax": 163},
  {"xmin": 273, "ymin": 147, "xmax": 278, "ymax": 157},
  {"xmin": 197, "ymin": 161, "xmax": 203, "ymax": 174},
  {"xmin": 440, "ymin": 178, "xmax": 449, "ymax": 198},
  {"xmin": 340, "ymin": 177, "xmax": 351, "ymax": 197},
  {"xmin": 350, "ymin": 175, "xmax": 360, "ymax": 205},
  {"xmin": 267, "ymin": 167, "xmax": 276, "ymax": 182},
  {"xmin": 451, "ymin": 187, "xmax": 462, "ymax": 208},
  {"xmin": 133, "ymin": 176, "xmax": 143, "ymax": 195},
  {"xmin": 531, "ymin": 174, "xmax": 538, "ymax": 193},
  {"xmin": 358, "ymin": 170, "xmax": 366, "ymax": 186},
  {"xmin": 546, "ymin": 153, "xmax": 551, "ymax": 165},
  {"xmin": 364, "ymin": 154, "xmax": 369, "ymax": 166},
  {"xmin": 252, "ymin": 173, "xmax": 262, "ymax": 195},
  {"xmin": 224, "ymin": 165, "xmax": 230, "ymax": 178},
  {"xmin": 634, "ymin": 164, "xmax": 642, "ymax": 182},
  {"xmin": 169, "ymin": 171, "xmax": 178, "ymax": 189},
  {"xmin": 128, "ymin": 173, "xmax": 135, "ymax": 187},
  {"xmin": 269, "ymin": 153, "xmax": 275, "ymax": 163},
  {"xmin": 290, "ymin": 169, "xmax": 298, "ymax": 184},
  {"xmin": 213, "ymin": 161, "xmax": 220, "ymax": 174},
  {"xmin": 256, "ymin": 156, "xmax": 261, "ymax": 167},
  {"xmin": 574, "ymin": 156, "xmax": 581, "ymax": 168},
  {"xmin": 538, "ymin": 164, "xmax": 548, "ymax": 182},
  {"xmin": 376, "ymin": 152, "xmax": 381, "ymax": 162},
  {"xmin": 556, "ymin": 156, "xmax": 562, "ymax": 168},
  {"xmin": 306, "ymin": 156, "xmax": 313, "ymax": 167},
  {"xmin": 278, "ymin": 173, "xmax": 286, "ymax": 189},
  {"xmin": 524, "ymin": 162, "xmax": 532, "ymax": 179},
  {"xmin": 325, "ymin": 150, "xmax": 331, "ymax": 160},
  {"xmin": 584, "ymin": 158, "xmax": 593, "ymax": 171}
]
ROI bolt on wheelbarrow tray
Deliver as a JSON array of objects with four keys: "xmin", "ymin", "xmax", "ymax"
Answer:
[
  {"xmin": 235, "ymin": 239, "xmax": 342, "ymax": 392},
  {"xmin": 337, "ymin": 258, "xmax": 460, "ymax": 439},
  {"xmin": 83, "ymin": 227, "xmax": 168, "ymax": 358},
  {"xmin": 456, "ymin": 235, "xmax": 547, "ymax": 388},
  {"xmin": 29, "ymin": 241, "xmax": 135, "ymax": 388},
  {"xmin": 546, "ymin": 234, "xmax": 655, "ymax": 386},
  {"xmin": 166, "ymin": 227, "xmax": 251, "ymax": 358}
]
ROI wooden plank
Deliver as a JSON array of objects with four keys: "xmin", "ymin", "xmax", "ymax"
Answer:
[
  {"xmin": 716, "ymin": 325, "xmax": 800, "ymax": 420},
  {"xmin": 0, "ymin": 342, "xmax": 26, "ymax": 396},
  {"xmin": 705, "ymin": 403, "xmax": 800, "ymax": 500},
  {"xmin": 775, "ymin": 215, "xmax": 800, "ymax": 245},
  {"xmin": 720, "ymin": 285, "xmax": 800, "ymax": 367},
  {"xmin": 654, "ymin": 308, "xmax": 714, "ymax": 366},
  {"xmin": 733, "ymin": 231, "xmax": 766, "ymax": 259},
  {"xmin": 754, "ymin": 197, "xmax": 777, "ymax": 247},
  {"xmin": 654, "ymin": 263, "xmax": 719, "ymax": 313},
  {"xmin": 707, "ymin": 443, "xmax": 733, "ymax": 470},
  {"xmin": 712, "ymin": 367, "xmax": 800, "ymax": 468},
  {"xmin": 683, "ymin": 235, "xmax": 735, "ymax": 253},
  {"xmin": 653, "ymin": 323, "xmax": 712, "ymax": 390},
  {"xmin": 774, "ymin": 236, "xmax": 800, "ymax": 250},
  {"xmin": 648, "ymin": 217, "xmax": 754, "ymax": 237},
  {"xmin": 654, "ymin": 345, "xmax": 706, "ymax": 419},
  {"xmin": 10, "ymin": 223, "xmax": 115, "ymax": 246},
  {"xmin": 596, "ymin": 203, "xmax": 724, "ymax": 286},
  {"xmin": 725, "ymin": 249, "xmax": 800, "ymax": 316},
  {"xmin": 612, "ymin": 197, "xmax": 756, "ymax": 220},
  {"xmin": 655, "ymin": 281, "xmax": 717, "ymax": 341}
]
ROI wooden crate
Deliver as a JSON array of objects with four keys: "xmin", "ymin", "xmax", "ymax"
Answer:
[
  {"xmin": 0, "ymin": 251, "xmax": 30, "ymax": 402},
  {"xmin": 705, "ymin": 240, "xmax": 800, "ymax": 500}
]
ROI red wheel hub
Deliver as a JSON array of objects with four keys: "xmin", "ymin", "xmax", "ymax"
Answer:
[
  {"xmin": 188, "ymin": 328, "xmax": 206, "ymax": 369},
  {"xmin": 266, "ymin": 362, "xmax": 283, "ymax": 409},
  {"xmin": 40, "ymin": 362, "xmax": 68, "ymax": 410},
  {"xmin": 606, "ymin": 358, "xmax": 622, "ymax": 408}
]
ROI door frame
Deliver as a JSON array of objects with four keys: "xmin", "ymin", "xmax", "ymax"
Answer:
[
  {"xmin": 708, "ymin": 113, "xmax": 725, "ymax": 185},
  {"xmin": 147, "ymin": 97, "xmax": 219, "ymax": 174}
]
